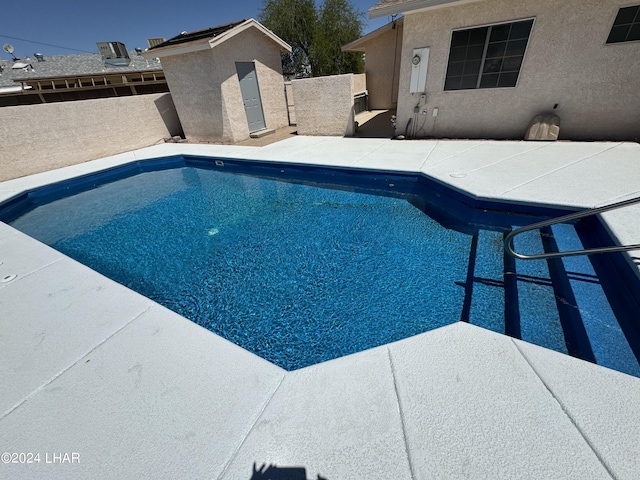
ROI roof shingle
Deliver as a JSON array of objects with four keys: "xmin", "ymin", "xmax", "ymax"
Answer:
[{"xmin": 0, "ymin": 51, "xmax": 162, "ymax": 88}]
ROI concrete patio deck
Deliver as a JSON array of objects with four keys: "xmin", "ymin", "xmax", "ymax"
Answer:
[{"xmin": 0, "ymin": 137, "xmax": 639, "ymax": 479}]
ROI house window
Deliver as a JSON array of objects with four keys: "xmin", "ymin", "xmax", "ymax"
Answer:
[
  {"xmin": 444, "ymin": 19, "xmax": 534, "ymax": 91},
  {"xmin": 607, "ymin": 5, "xmax": 640, "ymax": 43}
]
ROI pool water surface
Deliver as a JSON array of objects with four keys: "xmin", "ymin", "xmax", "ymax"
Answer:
[{"xmin": 4, "ymin": 159, "xmax": 640, "ymax": 374}]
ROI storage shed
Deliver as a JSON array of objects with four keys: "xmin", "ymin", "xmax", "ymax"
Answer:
[{"xmin": 144, "ymin": 19, "xmax": 292, "ymax": 143}]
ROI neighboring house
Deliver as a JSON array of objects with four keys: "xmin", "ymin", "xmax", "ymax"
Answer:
[
  {"xmin": 365, "ymin": 0, "xmax": 640, "ymax": 141},
  {"xmin": 342, "ymin": 16, "xmax": 404, "ymax": 110},
  {"xmin": 0, "ymin": 44, "xmax": 167, "ymax": 107},
  {"xmin": 0, "ymin": 42, "xmax": 181, "ymax": 181},
  {"xmin": 144, "ymin": 19, "xmax": 292, "ymax": 143}
]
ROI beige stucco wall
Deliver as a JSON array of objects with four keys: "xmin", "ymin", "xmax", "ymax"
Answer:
[
  {"xmin": 0, "ymin": 93, "xmax": 181, "ymax": 181},
  {"xmin": 398, "ymin": 0, "xmax": 640, "ymax": 140},
  {"xmin": 160, "ymin": 28, "xmax": 289, "ymax": 143},
  {"xmin": 363, "ymin": 22, "xmax": 404, "ymax": 110},
  {"xmin": 292, "ymin": 73, "xmax": 365, "ymax": 136},
  {"xmin": 352, "ymin": 73, "xmax": 367, "ymax": 94}
]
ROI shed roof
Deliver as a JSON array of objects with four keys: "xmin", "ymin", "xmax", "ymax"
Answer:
[
  {"xmin": 144, "ymin": 18, "xmax": 292, "ymax": 58},
  {"xmin": 148, "ymin": 20, "xmax": 247, "ymax": 50},
  {"xmin": 368, "ymin": 0, "xmax": 485, "ymax": 19}
]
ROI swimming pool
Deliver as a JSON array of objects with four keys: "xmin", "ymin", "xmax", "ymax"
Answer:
[{"xmin": 2, "ymin": 156, "xmax": 639, "ymax": 374}]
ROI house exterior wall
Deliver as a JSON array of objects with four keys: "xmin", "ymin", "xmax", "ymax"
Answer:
[
  {"xmin": 0, "ymin": 93, "xmax": 181, "ymax": 181},
  {"xmin": 364, "ymin": 22, "xmax": 404, "ymax": 110},
  {"xmin": 292, "ymin": 73, "xmax": 365, "ymax": 136},
  {"xmin": 397, "ymin": 0, "xmax": 640, "ymax": 140},
  {"xmin": 159, "ymin": 28, "xmax": 288, "ymax": 143}
]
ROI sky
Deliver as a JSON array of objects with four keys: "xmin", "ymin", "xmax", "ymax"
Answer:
[{"xmin": 0, "ymin": 0, "xmax": 391, "ymax": 60}]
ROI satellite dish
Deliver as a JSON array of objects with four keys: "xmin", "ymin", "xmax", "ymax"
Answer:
[{"xmin": 3, "ymin": 44, "xmax": 14, "ymax": 54}]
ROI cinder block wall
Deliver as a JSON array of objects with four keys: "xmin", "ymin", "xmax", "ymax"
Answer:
[
  {"xmin": 292, "ymin": 74, "xmax": 365, "ymax": 136},
  {"xmin": 0, "ymin": 93, "xmax": 182, "ymax": 181}
]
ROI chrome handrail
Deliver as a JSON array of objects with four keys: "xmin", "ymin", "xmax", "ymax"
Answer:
[{"xmin": 504, "ymin": 196, "xmax": 640, "ymax": 260}]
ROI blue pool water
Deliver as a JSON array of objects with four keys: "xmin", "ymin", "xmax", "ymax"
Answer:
[{"xmin": 4, "ymin": 158, "xmax": 640, "ymax": 374}]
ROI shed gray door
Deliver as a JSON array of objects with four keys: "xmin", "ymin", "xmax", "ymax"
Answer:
[{"xmin": 236, "ymin": 62, "xmax": 266, "ymax": 132}]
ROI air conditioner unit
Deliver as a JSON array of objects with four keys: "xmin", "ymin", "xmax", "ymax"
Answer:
[{"xmin": 97, "ymin": 42, "xmax": 131, "ymax": 67}]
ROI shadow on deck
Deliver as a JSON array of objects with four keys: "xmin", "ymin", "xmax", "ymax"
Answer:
[{"xmin": 354, "ymin": 110, "xmax": 396, "ymax": 138}]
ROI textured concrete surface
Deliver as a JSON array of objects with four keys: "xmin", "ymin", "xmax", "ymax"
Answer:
[
  {"xmin": 0, "ymin": 304, "xmax": 284, "ymax": 479},
  {"xmin": 0, "ymin": 250, "xmax": 151, "ymax": 415},
  {"xmin": 221, "ymin": 348, "xmax": 411, "ymax": 480},
  {"xmin": 390, "ymin": 323, "xmax": 613, "ymax": 479},
  {"xmin": 516, "ymin": 340, "xmax": 640, "ymax": 480},
  {"xmin": 1, "ymin": 138, "xmax": 639, "ymax": 479}
]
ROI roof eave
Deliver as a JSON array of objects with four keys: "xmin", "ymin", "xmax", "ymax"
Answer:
[
  {"xmin": 215, "ymin": 19, "xmax": 292, "ymax": 53},
  {"xmin": 342, "ymin": 17, "xmax": 403, "ymax": 52},
  {"xmin": 368, "ymin": 0, "xmax": 485, "ymax": 19},
  {"xmin": 142, "ymin": 19, "xmax": 291, "ymax": 59},
  {"xmin": 141, "ymin": 40, "xmax": 212, "ymax": 59},
  {"xmin": 12, "ymin": 68, "xmax": 164, "ymax": 83}
]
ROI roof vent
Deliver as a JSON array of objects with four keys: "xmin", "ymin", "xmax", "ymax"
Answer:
[
  {"xmin": 134, "ymin": 47, "xmax": 143, "ymax": 55},
  {"xmin": 97, "ymin": 41, "xmax": 131, "ymax": 67},
  {"xmin": 34, "ymin": 52, "xmax": 45, "ymax": 62},
  {"xmin": 11, "ymin": 62, "xmax": 33, "ymax": 71},
  {"xmin": 147, "ymin": 37, "xmax": 166, "ymax": 48}
]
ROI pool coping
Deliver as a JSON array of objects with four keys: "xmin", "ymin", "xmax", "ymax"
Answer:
[{"xmin": 1, "ymin": 138, "xmax": 639, "ymax": 479}]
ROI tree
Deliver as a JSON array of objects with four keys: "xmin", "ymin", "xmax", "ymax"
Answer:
[
  {"xmin": 259, "ymin": 0, "xmax": 364, "ymax": 78},
  {"xmin": 312, "ymin": 0, "xmax": 365, "ymax": 76},
  {"xmin": 259, "ymin": 0, "xmax": 317, "ymax": 78}
]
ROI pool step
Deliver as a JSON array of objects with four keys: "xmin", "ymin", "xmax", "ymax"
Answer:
[
  {"xmin": 551, "ymin": 224, "xmax": 640, "ymax": 376},
  {"xmin": 539, "ymin": 225, "xmax": 594, "ymax": 362},
  {"xmin": 466, "ymin": 229, "xmax": 505, "ymax": 333},
  {"xmin": 511, "ymin": 228, "xmax": 568, "ymax": 354},
  {"xmin": 465, "ymin": 225, "xmax": 640, "ymax": 377}
]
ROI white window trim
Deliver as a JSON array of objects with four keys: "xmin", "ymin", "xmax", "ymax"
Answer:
[
  {"xmin": 442, "ymin": 17, "xmax": 536, "ymax": 92},
  {"xmin": 604, "ymin": 3, "xmax": 640, "ymax": 46}
]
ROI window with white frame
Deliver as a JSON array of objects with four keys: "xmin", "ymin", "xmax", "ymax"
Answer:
[
  {"xmin": 607, "ymin": 5, "xmax": 640, "ymax": 43},
  {"xmin": 444, "ymin": 19, "xmax": 534, "ymax": 91}
]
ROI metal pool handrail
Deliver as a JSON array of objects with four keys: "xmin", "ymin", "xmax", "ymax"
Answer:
[{"xmin": 504, "ymin": 196, "xmax": 640, "ymax": 260}]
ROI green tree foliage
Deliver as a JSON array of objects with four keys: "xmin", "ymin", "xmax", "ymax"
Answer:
[
  {"xmin": 259, "ymin": 0, "xmax": 317, "ymax": 78},
  {"xmin": 259, "ymin": 0, "xmax": 364, "ymax": 78},
  {"xmin": 312, "ymin": 0, "xmax": 365, "ymax": 76}
]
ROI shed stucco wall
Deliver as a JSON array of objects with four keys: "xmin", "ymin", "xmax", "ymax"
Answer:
[
  {"xmin": 160, "ymin": 28, "xmax": 288, "ymax": 143},
  {"xmin": 160, "ymin": 50, "xmax": 226, "ymax": 142},
  {"xmin": 292, "ymin": 74, "xmax": 364, "ymax": 136},
  {"xmin": 398, "ymin": 0, "xmax": 640, "ymax": 140},
  {"xmin": 0, "ymin": 93, "xmax": 181, "ymax": 181}
]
